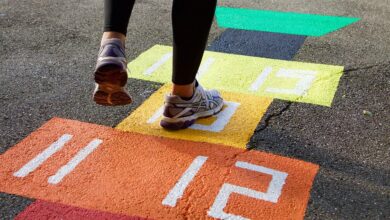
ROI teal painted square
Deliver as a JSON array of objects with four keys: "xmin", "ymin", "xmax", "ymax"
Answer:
[{"xmin": 215, "ymin": 7, "xmax": 360, "ymax": 37}]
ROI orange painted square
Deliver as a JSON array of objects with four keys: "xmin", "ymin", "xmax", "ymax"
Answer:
[{"xmin": 0, "ymin": 118, "xmax": 319, "ymax": 219}]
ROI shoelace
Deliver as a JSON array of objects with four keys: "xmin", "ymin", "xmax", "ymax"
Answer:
[{"xmin": 197, "ymin": 85, "xmax": 218, "ymax": 109}]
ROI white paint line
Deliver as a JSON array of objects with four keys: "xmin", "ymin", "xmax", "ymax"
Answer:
[
  {"xmin": 208, "ymin": 184, "xmax": 255, "ymax": 220},
  {"xmin": 162, "ymin": 156, "xmax": 208, "ymax": 207},
  {"xmin": 249, "ymin": 66, "xmax": 273, "ymax": 91},
  {"xmin": 265, "ymin": 69, "xmax": 317, "ymax": 96},
  {"xmin": 235, "ymin": 161, "xmax": 288, "ymax": 203},
  {"xmin": 147, "ymin": 105, "xmax": 165, "ymax": 124},
  {"xmin": 13, "ymin": 134, "xmax": 73, "ymax": 178},
  {"xmin": 190, "ymin": 101, "xmax": 240, "ymax": 132},
  {"xmin": 143, "ymin": 52, "xmax": 172, "ymax": 75},
  {"xmin": 196, "ymin": 57, "xmax": 215, "ymax": 79},
  {"xmin": 279, "ymin": 69, "xmax": 318, "ymax": 75},
  {"xmin": 208, "ymin": 161, "xmax": 288, "ymax": 220},
  {"xmin": 47, "ymin": 139, "xmax": 103, "ymax": 185}
]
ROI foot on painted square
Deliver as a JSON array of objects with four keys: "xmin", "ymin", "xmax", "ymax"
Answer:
[{"xmin": 160, "ymin": 85, "xmax": 224, "ymax": 130}]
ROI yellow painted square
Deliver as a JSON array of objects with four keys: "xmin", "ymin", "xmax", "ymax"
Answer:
[
  {"xmin": 128, "ymin": 45, "xmax": 344, "ymax": 106},
  {"xmin": 116, "ymin": 84, "xmax": 272, "ymax": 149}
]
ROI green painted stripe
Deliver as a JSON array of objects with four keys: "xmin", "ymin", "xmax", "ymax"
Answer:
[{"xmin": 215, "ymin": 7, "xmax": 360, "ymax": 37}]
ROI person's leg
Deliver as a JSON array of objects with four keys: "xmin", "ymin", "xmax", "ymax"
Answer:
[
  {"xmin": 93, "ymin": 0, "xmax": 135, "ymax": 106},
  {"xmin": 161, "ymin": 0, "xmax": 224, "ymax": 130},
  {"xmin": 171, "ymin": 0, "xmax": 218, "ymax": 98},
  {"xmin": 102, "ymin": 0, "xmax": 136, "ymax": 44}
]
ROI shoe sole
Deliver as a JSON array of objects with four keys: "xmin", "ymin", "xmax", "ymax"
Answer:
[
  {"xmin": 160, "ymin": 102, "xmax": 224, "ymax": 130},
  {"xmin": 93, "ymin": 64, "xmax": 132, "ymax": 106}
]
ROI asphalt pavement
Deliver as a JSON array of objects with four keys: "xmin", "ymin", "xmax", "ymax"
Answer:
[{"xmin": 0, "ymin": 0, "xmax": 389, "ymax": 219}]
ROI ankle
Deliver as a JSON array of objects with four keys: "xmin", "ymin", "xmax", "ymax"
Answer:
[
  {"xmin": 172, "ymin": 82, "xmax": 195, "ymax": 99},
  {"xmin": 102, "ymin": 32, "xmax": 126, "ymax": 47}
]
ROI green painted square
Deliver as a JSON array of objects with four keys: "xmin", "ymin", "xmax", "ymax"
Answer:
[{"xmin": 215, "ymin": 7, "xmax": 360, "ymax": 37}]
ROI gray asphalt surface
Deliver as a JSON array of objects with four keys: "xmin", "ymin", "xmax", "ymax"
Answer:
[{"xmin": 1, "ymin": 0, "xmax": 389, "ymax": 219}]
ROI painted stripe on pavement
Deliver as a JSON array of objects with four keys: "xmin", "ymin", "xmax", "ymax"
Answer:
[
  {"xmin": 208, "ymin": 29, "xmax": 306, "ymax": 59},
  {"xmin": 162, "ymin": 156, "xmax": 208, "ymax": 207},
  {"xmin": 144, "ymin": 52, "xmax": 172, "ymax": 75},
  {"xmin": 127, "ymin": 45, "xmax": 344, "ymax": 106},
  {"xmin": 197, "ymin": 57, "xmax": 215, "ymax": 79},
  {"xmin": 250, "ymin": 67, "xmax": 273, "ymax": 91},
  {"xmin": 0, "ymin": 118, "xmax": 319, "ymax": 220},
  {"xmin": 13, "ymin": 134, "xmax": 73, "ymax": 178},
  {"xmin": 117, "ymin": 85, "xmax": 272, "ymax": 149},
  {"xmin": 48, "ymin": 138, "xmax": 103, "ymax": 184},
  {"xmin": 215, "ymin": 7, "xmax": 360, "ymax": 37}
]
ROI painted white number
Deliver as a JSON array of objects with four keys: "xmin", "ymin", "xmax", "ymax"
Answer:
[
  {"xmin": 266, "ymin": 69, "xmax": 317, "ymax": 96},
  {"xmin": 208, "ymin": 161, "xmax": 288, "ymax": 220},
  {"xmin": 250, "ymin": 67, "xmax": 318, "ymax": 96},
  {"xmin": 196, "ymin": 57, "xmax": 216, "ymax": 79},
  {"xmin": 143, "ymin": 52, "xmax": 172, "ymax": 75},
  {"xmin": 162, "ymin": 156, "xmax": 208, "ymax": 207},
  {"xmin": 14, "ymin": 134, "xmax": 103, "ymax": 185},
  {"xmin": 163, "ymin": 158, "xmax": 288, "ymax": 220},
  {"xmin": 48, "ymin": 139, "xmax": 102, "ymax": 184},
  {"xmin": 148, "ymin": 101, "xmax": 240, "ymax": 132},
  {"xmin": 190, "ymin": 101, "xmax": 239, "ymax": 132},
  {"xmin": 144, "ymin": 53, "xmax": 214, "ymax": 78},
  {"xmin": 14, "ymin": 134, "xmax": 73, "ymax": 178},
  {"xmin": 250, "ymin": 66, "xmax": 273, "ymax": 91}
]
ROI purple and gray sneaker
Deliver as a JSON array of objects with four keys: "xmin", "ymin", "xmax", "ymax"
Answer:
[
  {"xmin": 160, "ymin": 84, "xmax": 224, "ymax": 130},
  {"xmin": 93, "ymin": 38, "xmax": 132, "ymax": 106}
]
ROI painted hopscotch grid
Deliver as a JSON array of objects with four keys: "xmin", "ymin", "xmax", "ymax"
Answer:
[
  {"xmin": 0, "ymin": 118, "xmax": 319, "ymax": 220},
  {"xmin": 127, "ymin": 45, "xmax": 344, "ymax": 106},
  {"xmin": 2, "ymin": 3, "xmax": 350, "ymax": 219},
  {"xmin": 116, "ymin": 84, "xmax": 272, "ymax": 149}
]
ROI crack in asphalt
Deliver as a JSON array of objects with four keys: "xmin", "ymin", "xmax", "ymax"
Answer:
[
  {"xmin": 255, "ymin": 102, "xmax": 292, "ymax": 133},
  {"xmin": 342, "ymin": 61, "xmax": 390, "ymax": 76},
  {"xmin": 247, "ymin": 101, "xmax": 292, "ymax": 150},
  {"xmin": 246, "ymin": 61, "xmax": 390, "ymax": 150}
]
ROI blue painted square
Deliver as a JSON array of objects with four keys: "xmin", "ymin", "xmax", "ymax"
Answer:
[{"xmin": 208, "ymin": 29, "xmax": 306, "ymax": 60}]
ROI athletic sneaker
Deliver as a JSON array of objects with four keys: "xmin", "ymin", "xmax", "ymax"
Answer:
[
  {"xmin": 160, "ymin": 84, "xmax": 224, "ymax": 130},
  {"xmin": 93, "ymin": 38, "xmax": 132, "ymax": 106}
]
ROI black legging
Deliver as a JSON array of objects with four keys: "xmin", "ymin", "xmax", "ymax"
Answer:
[{"xmin": 104, "ymin": 0, "xmax": 217, "ymax": 85}]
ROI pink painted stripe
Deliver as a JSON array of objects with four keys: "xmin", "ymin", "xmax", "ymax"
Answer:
[{"xmin": 15, "ymin": 200, "xmax": 149, "ymax": 220}]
